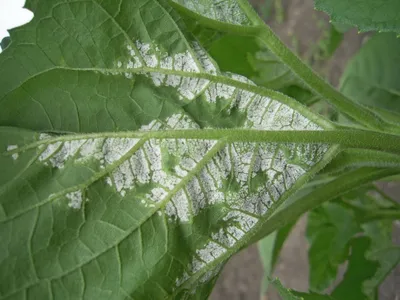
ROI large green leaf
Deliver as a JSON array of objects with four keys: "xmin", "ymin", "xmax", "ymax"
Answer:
[
  {"xmin": 315, "ymin": 0, "xmax": 400, "ymax": 34},
  {"xmin": 340, "ymin": 33, "xmax": 400, "ymax": 114},
  {"xmin": 0, "ymin": 0, "xmax": 336, "ymax": 299}
]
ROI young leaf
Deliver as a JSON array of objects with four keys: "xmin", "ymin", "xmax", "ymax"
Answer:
[
  {"xmin": 315, "ymin": 0, "xmax": 400, "ymax": 35},
  {"xmin": 340, "ymin": 33, "xmax": 400, "ymax": 114},
  {"xmin": 0, "ymin": 0, "xmax": 336, "ymax": 298},
  {"xmin": 306, "ymin": 202, "xmax": 360, "ymax": 292}
]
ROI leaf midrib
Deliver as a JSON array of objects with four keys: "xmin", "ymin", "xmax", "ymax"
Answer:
[{"xmin": 5, "ymin": 128, "xmax": 400, "ymax": 157}]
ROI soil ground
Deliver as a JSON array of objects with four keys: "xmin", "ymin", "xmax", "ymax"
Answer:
[{"xmin": 210, "ymin": 0, "xmax": 400, "ymax": 299}]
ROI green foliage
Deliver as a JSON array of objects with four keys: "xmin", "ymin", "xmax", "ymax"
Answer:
[
  {"xmin": 315, "ymin": 0, "xmax": 400, "ymax": 34},
  {"xmin": 269, "ymin": 278, "xmax": 304, "ymax": 300},
  {"xmin": 306, "ymin": 203, "xmax": 360, "ymax": 291},
  {"xmin": 340, "ymin": 33, "xmax": 400, "ymax": 114},
  {"xmin": 269, "ymin": 278, "xmax": 334, "ymax": 300},
  {"xmin": 0, "ymin": 0, "xmax": 400, "ymax": 299},
  {"xmin": 331, "ymin": 237, "xmax": 379, "ymax": 300},
  {"xmin": 304, "ymin": 186, "xmax": 400, "ymax": 300},
  {"xmin": 342, "ymin": 187, "xmax": 400, "ymax": 299},
  {"xmin": 270, "ymin": 184, "xmax": 400, "ymax": 300},
  {"xmin": 362, "ymin": 220, "xmax": 400, "ymax": 299}
]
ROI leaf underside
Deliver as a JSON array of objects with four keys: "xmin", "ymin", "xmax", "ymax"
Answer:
[{"xmin": 0, "ymin": 0, "xmax": 335, "ymax": 299}]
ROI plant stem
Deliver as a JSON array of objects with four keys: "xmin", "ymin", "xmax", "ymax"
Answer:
[{"xmin": 11, "ymin": 129, "xmax": 400, "ymax": 155}]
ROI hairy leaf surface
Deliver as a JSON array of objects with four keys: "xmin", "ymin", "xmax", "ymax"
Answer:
[{"xmin": 0, "ymin": 0, "xmax": 336, "ymax": 299}]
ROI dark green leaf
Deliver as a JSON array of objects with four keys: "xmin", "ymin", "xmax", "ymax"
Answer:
[
  {"xmin": 332, "ymin": 237, "xmax": 379, "ymax": 300},
  {"xmin": 315, "ymin": 0, "xmax": 400, "ymax": 34},
  {"xmin": 0, "ymin": 36, "xmax": 11, "ymax": 51}
]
